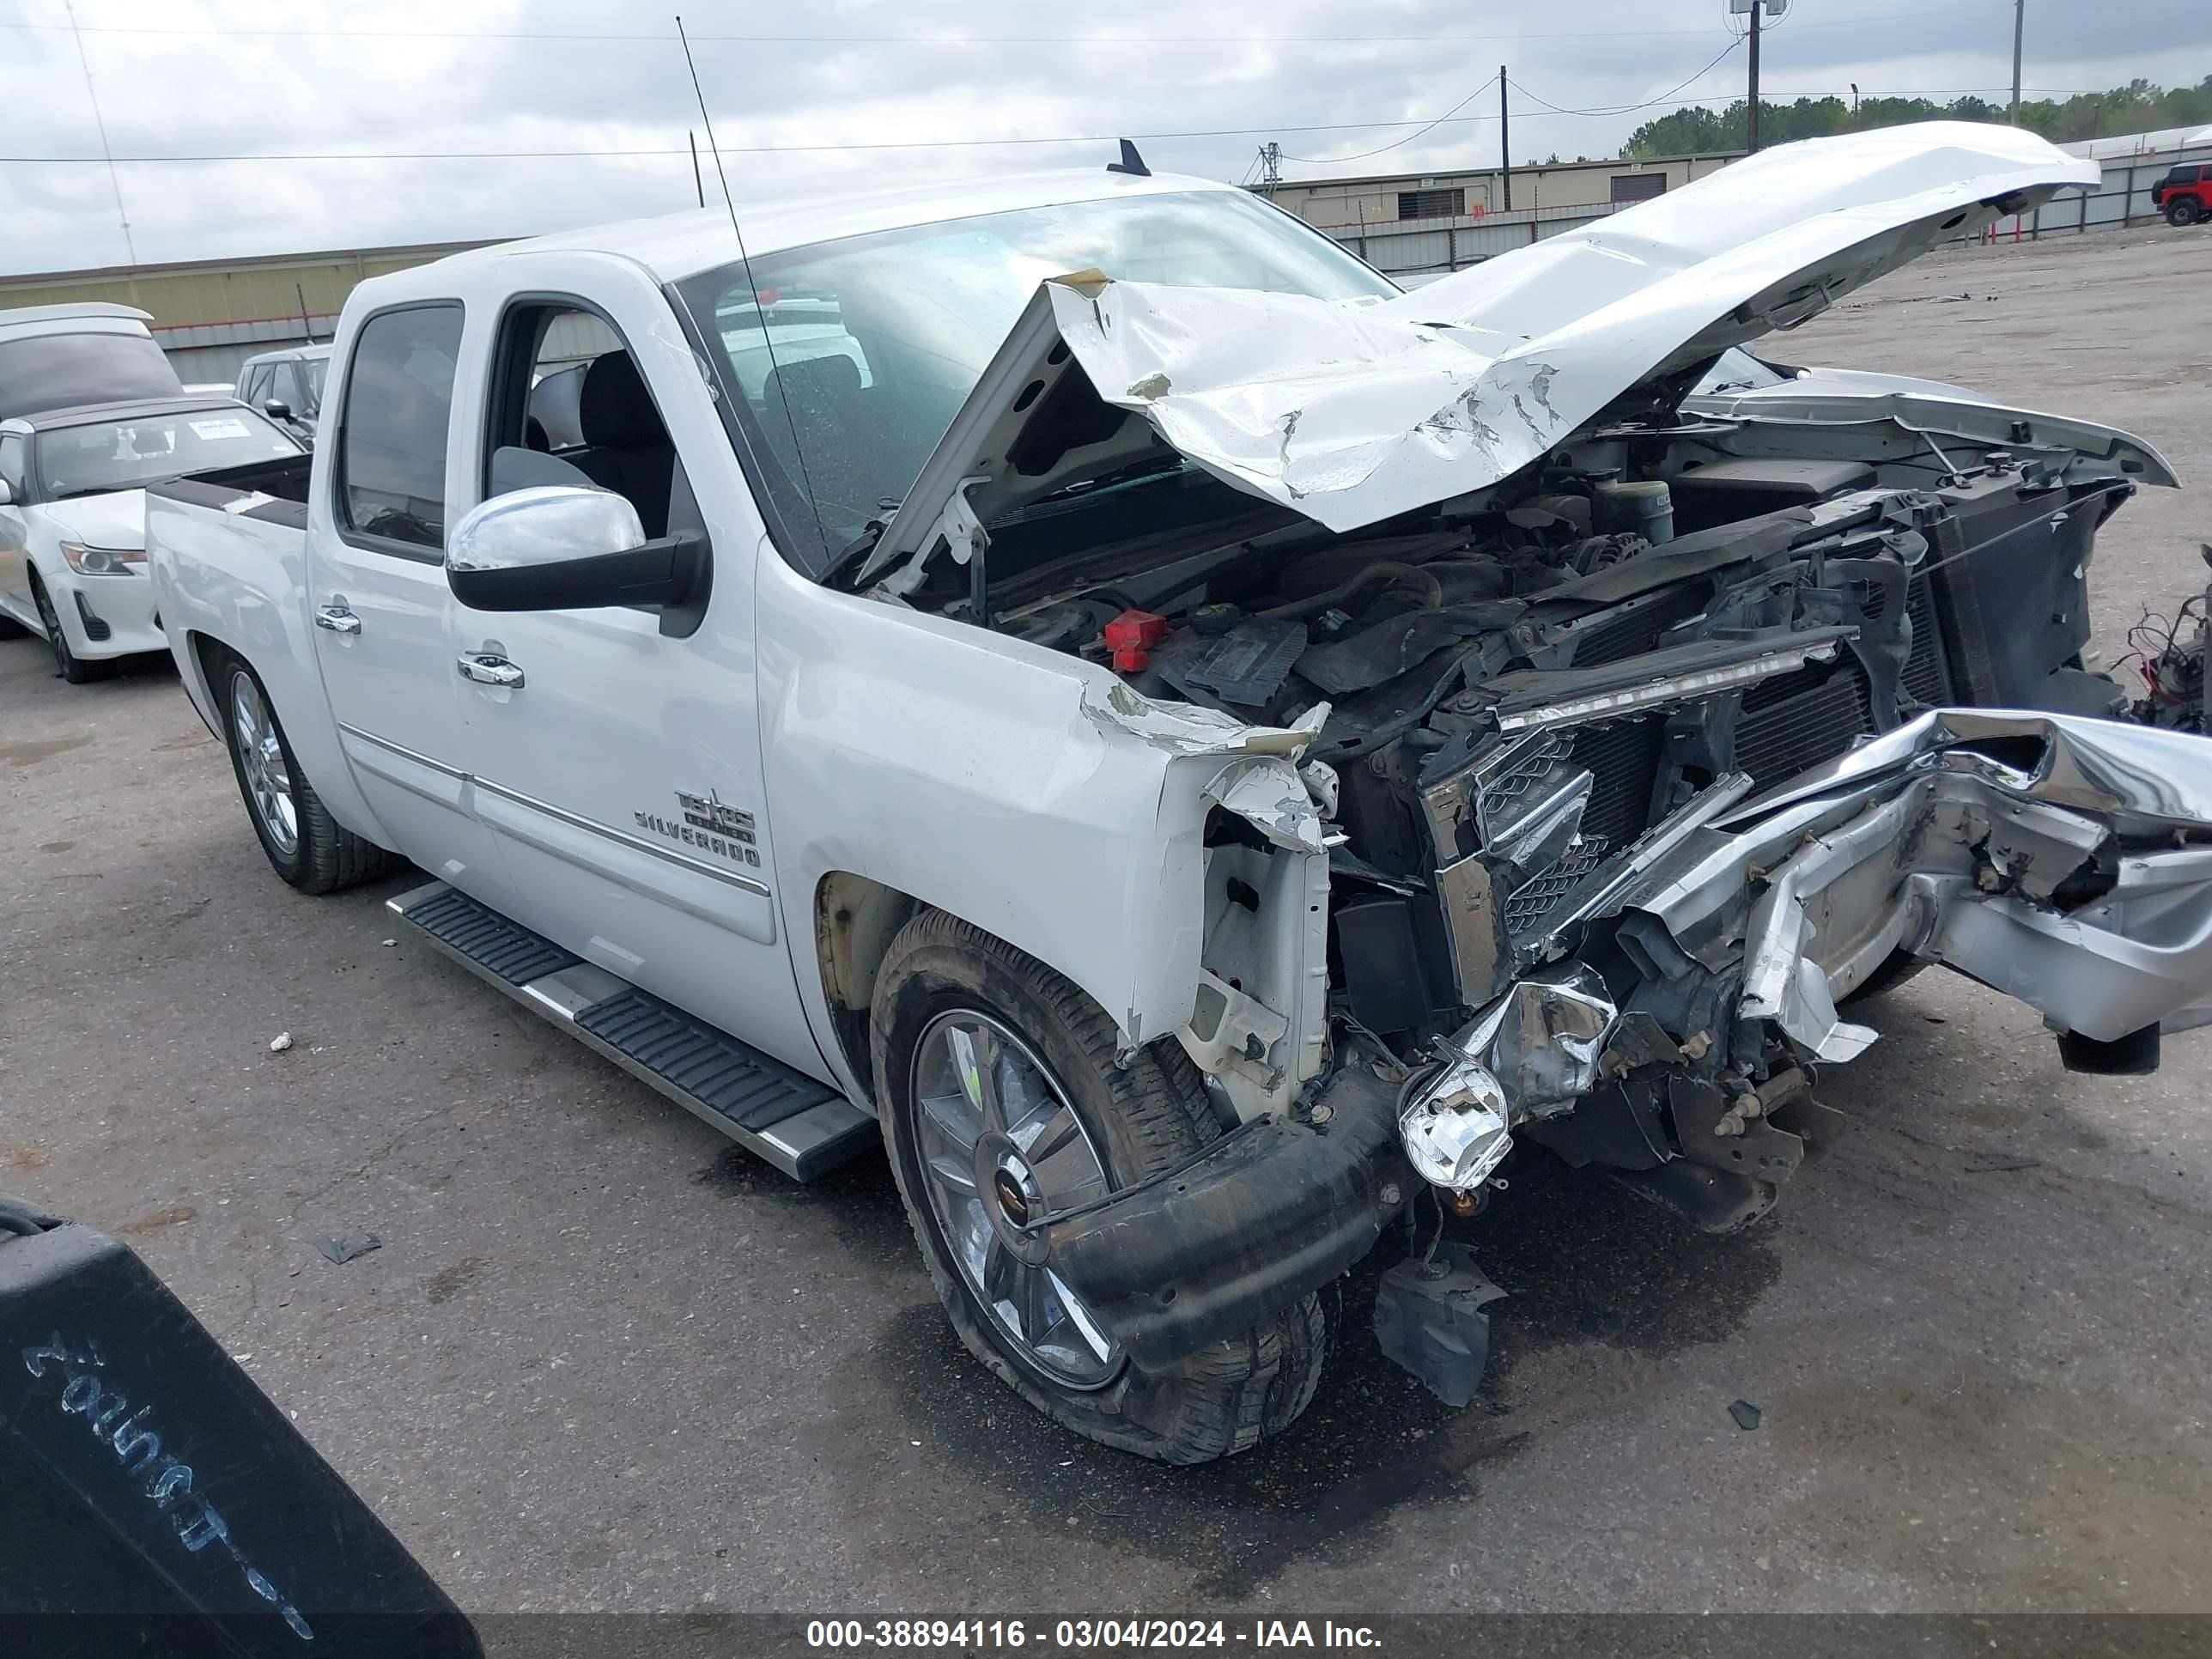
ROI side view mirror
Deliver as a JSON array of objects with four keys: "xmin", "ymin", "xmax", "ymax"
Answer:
[
  {"xmin": 446, "ymin": 485, "xmax": 708, "ymax": 615},
  {"xmin": 0, "ymin": 478, "xmax": 13, "ymax": 507},
  {"xmin": 263, "ymin": 400, "xmax": 293, "ymax": 421}
]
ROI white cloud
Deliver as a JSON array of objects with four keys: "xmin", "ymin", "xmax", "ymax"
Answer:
[{"xmin": 3, "ymin": 0, "xmax": 2204, "ymax": 274}]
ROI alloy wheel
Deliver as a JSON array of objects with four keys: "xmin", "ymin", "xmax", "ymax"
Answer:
[
  {"xmin": 230, "ymin": 671, "xmax": 300, "ymax": 857},
  {"xmin": 909, "ymin": 1009, "xmax": 1122, "ymax": 1389}
]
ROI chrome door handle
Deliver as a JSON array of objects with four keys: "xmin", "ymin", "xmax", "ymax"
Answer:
[
  {"xmin": 457, "ymin": 653, "xmax": 524, "ymax": 688},
  {"xmin": 313, "ymin": 604, "xmax": 361, "ymax": 635}
]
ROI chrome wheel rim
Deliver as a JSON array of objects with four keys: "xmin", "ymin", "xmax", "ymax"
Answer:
[
  {"xmin": 230, "ymin": 672, "xmax": 299, "ymax": 856},
  {"xmin": 910, "ymin": 1009, "xmax": 1121, "ymax": 1390}
]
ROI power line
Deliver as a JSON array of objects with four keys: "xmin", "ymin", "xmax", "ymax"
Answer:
[
  {"xmin": 1504, "ymin": 37, "xmax": 1746, "ymax": 120},
  {"xmin": 0, "ymin": 3, "xmax": 2011, "ymax": 44},
  {"xmin": 1279, "ymin": 80, "xmax": 1498, "ymax": 166},
  {"xmin": 1281, "ymin": 37, "xmax": 1744, "ymax": 167}
]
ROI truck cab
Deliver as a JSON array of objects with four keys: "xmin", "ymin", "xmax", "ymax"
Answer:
[{"xmin": 147, "ymin": 131, "xmax": 2212, "ymax": 1464}]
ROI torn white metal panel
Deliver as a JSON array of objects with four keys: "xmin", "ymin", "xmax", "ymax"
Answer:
[
  {"xmin": 1082, "ymin": 683, "xmax": 1328, "ymax": 758},
  {"xmin": 1045, "ymin": 124, "xmax": 2099, "ymax": 533},
  {"xmin": 1184, "ymin": 755, "xmax": 1335, "ymax": 1119},
  {"xmin": 1202, "ymin": 756, "xmax": 1328, "ymax": 853}
]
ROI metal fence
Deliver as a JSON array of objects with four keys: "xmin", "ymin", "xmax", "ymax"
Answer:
[
  {"xmin": 1320, "ymin": 200, "xmax": 1620, "ymax": 279},
  {"xmin": 1986, "ymin": 143, "xmax": 2212, "ymax": 241},
  {"xmin": 1327, "ymin": 144, "xmax": 2212, "ymax": 280}
]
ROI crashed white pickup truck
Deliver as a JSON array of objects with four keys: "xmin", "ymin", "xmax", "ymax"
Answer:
[{"xmin": 149, "ymin": 122, "xmax": 2212, "ymax": 1462}]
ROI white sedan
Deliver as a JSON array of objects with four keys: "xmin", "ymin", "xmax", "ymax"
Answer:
[{"xmin": 0, "ymin": 397, "xmax": 301, "ymax": 681}]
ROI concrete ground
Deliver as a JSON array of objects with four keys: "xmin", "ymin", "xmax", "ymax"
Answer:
[{"xmin": 3, "ymin": 227, "xmax": 2209, "ymax": 1619}]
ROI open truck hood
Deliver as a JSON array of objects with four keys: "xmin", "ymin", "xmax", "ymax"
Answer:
[
  {"xmin": 1682, "ymin": 374, "xmax": 2179, "ymax": 488},
  {"xmin": 861, "ymin": 122, "xmax": 2099, "ymax": 581}
]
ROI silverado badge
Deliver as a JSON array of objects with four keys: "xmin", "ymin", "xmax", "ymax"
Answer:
[{"xmin": 635, "ymin": 789, "xmax": 761, "ymax": 868}]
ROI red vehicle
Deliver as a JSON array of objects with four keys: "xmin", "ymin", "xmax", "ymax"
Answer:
[{"xmin": 2152, "ymin": 161, "xmax": 2211, "ymax": 226}]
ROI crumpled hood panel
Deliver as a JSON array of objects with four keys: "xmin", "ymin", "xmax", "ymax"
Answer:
[{"xmin": 1048, "ymin": 123, "xmax": 2099, "ymax": 533}]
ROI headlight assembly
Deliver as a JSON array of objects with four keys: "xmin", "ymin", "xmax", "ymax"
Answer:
[{"xmin": 59, "ymin": 541, "xmax": 145, "ymax": 576}]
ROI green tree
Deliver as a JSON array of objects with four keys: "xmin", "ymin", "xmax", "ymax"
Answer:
[{"xmin": 1623, "ymin": 77, "xmax": 2212, "ymax": 158}]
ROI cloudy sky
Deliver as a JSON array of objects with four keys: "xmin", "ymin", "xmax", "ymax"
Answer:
[{"xmin": 3, "ymin": 0, "xmax": 2205, "ymax": 276}]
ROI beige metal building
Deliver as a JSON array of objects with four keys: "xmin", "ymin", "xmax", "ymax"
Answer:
[
  {"xmin": 0, "ymin": 147, "xmax": 1741, "ymax": 386},
  {"xmin": 0, "ymin": 240, "xmax": 496, "ymax": 385},
  {"xmin": 1264, "ymin": 149, "xmax": 1741, "ymax": 231}
]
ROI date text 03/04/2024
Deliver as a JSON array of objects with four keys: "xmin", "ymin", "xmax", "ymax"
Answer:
[{"xmin": 804, "ymin": 1620, "xmax": 1383, "ymax": 1649}]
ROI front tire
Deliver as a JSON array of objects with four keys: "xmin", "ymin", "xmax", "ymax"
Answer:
[
  {"xmin": 29, "ymin": 573, "xmax": 108, "ymax": 684},
  {"xmin": 213, "ymin": 650, "xmax": 392, "ymax": 894},
  {"xmin": 872, "ymin": 909, "xmax": 1327, "ymax": 1464}
]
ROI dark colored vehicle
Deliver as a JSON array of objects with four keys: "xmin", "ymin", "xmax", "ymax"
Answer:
[
  {"xmin": 0, "ymin": 303, "xmax": 185, "ymax": 422},
  {"xmin": 2152, "ymin": 161, "xmax": 2212, "ymax": 226}
]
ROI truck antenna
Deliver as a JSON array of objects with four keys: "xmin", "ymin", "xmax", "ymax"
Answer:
[{"xmin": 674, "ymin": 15, "xmax": 825, "ymax": 556}]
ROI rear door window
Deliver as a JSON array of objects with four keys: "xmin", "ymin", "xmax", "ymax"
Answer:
[{"xmin": 337, "ymin": 304, "xmax": 464, "ymax": 552}]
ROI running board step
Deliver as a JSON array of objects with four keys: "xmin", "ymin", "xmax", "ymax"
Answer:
[{"xmin": 386, "ymin": 881, "xmax": 876, "ymax": 1182}]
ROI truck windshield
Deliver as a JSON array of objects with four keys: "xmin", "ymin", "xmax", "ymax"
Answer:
[
  {"xmin": 672, "ymin": 189, "xmax": 1396, "ymax": 572},
  {"xmin": 33, "ymin": 407, "xmax": 298, "ymax": 501}
]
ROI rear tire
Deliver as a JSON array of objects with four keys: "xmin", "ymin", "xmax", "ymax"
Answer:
[
  {"xmin": 29, "ymin": 573, "xmax": 109, "ymax": 684},
  {"xmin": 872, "ymin": 908, "xmax": 1328, "ymax": 1464},
  {"xmin": 211, "ymin": 648, "xmax": 393, "ymax": 894},
  {"xmin": 2168, "ymin": 198, "xmax": 2202, "ymax": 228}
]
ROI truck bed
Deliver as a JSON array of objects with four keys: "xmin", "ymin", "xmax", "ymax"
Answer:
[{"xmin": 149, "ymin": 450, "xmax": 314, "ymax": 526}]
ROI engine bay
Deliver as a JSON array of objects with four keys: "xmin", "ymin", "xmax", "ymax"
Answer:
[{"xmin": 921, "ymin": 428, "xmax": 2133, "ymax": 1053}]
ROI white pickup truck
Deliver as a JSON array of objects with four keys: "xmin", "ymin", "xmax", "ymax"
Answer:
[{"xmin": 149, "ymin": 123, "xmax": 2212, "ymax": 1463}]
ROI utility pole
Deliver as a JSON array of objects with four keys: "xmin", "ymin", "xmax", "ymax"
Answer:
[
  {"xmin": 1745, "ymin": 1, "xmax": 1763, "ymax": 153},
  {"xmin": 2009, "ymin": 0, "xmax": 2026, "ymax": 124},
  {"xmin": 1498, "ymin": 66, "xmax": 1511, "ymax": 211}
]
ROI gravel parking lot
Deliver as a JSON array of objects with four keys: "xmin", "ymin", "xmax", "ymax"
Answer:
[{"xmin": 4, "ymin": 226, "xmax": 2209, "ymax": 1620}]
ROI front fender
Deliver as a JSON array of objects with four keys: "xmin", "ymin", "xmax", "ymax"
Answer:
[{"xmin": 760, "ymin": 556, "xmax": 1212, "ymax": 1062}]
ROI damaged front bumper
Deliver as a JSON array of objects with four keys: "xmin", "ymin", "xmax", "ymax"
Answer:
[
  {"xmin": 1403, "ymin": 710, "xmax": 2212, "ymax": 1198},
  {"xmin": 1035, "ymin": 1068, "xmax": 1407, "ymax": 1370}
]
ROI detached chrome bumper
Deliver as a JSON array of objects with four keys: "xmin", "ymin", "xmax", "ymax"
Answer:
[
  {"xmin": 1403, "ymin": 710, "xmax": 2212, "ymax": 1192},
  {"xmin": 1644, "ymin": 709, "xmax": 2212, "ymax": 1047}
]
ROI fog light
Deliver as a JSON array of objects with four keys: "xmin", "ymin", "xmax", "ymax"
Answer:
[{"xmin": 1398, "ymin": 1060, "xmax": 1511, "ymax": 1192}]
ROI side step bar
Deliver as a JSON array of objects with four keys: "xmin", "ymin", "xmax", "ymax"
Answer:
[{"xmin": 386, "ymin": 881, "xmax": 877, "ymax": 1182}]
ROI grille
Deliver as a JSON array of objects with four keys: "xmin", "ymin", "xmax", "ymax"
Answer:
[
  {"xmin": 1503, "ymin": 841, "xmax": 1613, "ymax": 933},
  {"xmin": 1498, "ymin": 715, "xmax": 1664, "ymax": 938}
]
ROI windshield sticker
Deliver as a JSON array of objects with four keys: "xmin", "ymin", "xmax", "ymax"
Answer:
[{"xmin": 190, "ymin": 418, "xmax": 252, "ymax": 441}]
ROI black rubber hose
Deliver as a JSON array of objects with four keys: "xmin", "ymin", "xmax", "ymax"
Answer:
[{"xmin": 1255, "ymin": 561, "xmax": 1444, "ymax": 621}]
